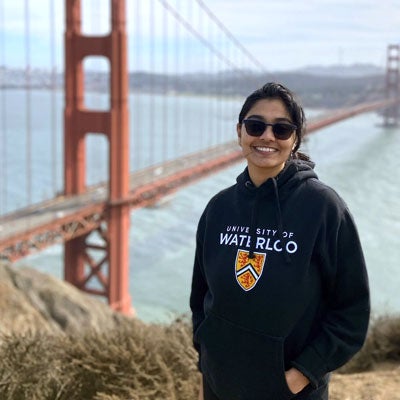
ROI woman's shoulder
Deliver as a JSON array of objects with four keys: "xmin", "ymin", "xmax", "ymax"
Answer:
[
  {"xmin": 207, "ymin": 183, "xmax": 237, "ymax": 206},
  {"xmin": 301, "ymin": 177, "xmax": 349, "ymax": 212},
  {"xmin": 198, "ymin": 182, "xmax": 241, "ymax": 218}
]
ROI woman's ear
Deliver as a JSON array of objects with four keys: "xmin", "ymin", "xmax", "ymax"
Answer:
[
  {"xmin": 292, "ymin": 137, "xmax": 297, "ymax": 151},
  {"xmin": 237, "ymin": 123, "xmax": 242, "ymax": 146}
]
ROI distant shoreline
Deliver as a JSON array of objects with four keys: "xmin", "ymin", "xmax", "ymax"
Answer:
[{"xmin": 0, "ymin": 65, "xmax": 386, "ymax": 109}]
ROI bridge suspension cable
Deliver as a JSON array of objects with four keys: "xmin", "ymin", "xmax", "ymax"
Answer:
[
  {"xmin": 50, "ymin": 0, "xmax": 58, "ymax": 196},
  {"xmin": 0, "ymin": 0, "xmax": 63, "ymax": 216},
  {"xmin": 24, "ymin": 0, "xmax": 32, "ymax": 207},
  {"xmin": 193, "ymin": 0, "xmax": 266, "ymax": 72},
  {"xmin": 157, "ymin": 0, "xmax": 258, "ymax": 72},
  {"xmin": 0, "ymin": 0, "xmax": 6, "ymax": 215}
]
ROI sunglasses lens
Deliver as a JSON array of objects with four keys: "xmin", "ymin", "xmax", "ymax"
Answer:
[
  {"xmin": 243, "ymin": 120, "xmax": 296, "ymax": 140},
  {"xmin": 243, "ymin": 120, "xmax": 265, "ymax": 136},
  {"xmin": 273, "ymin": 123, "xmax": 295, "ymax": 139}
]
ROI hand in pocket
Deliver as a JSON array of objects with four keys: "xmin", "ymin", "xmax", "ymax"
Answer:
[{"xmin": 284, "ymin": 368, "xmax": 310, "ymax": 394}]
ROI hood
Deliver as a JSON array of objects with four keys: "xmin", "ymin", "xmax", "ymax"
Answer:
[
  {"xmin": 236, "ymin": 159, "xmax": 317, "ymax": 197},
  {"xmin": 236, "ymin": 159, "xmax": 318, "ymax": 262}
]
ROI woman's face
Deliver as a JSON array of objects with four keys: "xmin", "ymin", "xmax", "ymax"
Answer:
[{"xmin": 237, "ymin": 98, "xmax": 296, "ymax": 186}]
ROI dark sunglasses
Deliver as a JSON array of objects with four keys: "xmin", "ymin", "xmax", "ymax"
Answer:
[{"xmin": 242, "ymin": 119, "xmax": 297, "ymax": 140}]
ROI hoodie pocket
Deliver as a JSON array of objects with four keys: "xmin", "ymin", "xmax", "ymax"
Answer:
[{"xmin": 195, "ymin": 312, "xmax": 294, "ymax": 400}]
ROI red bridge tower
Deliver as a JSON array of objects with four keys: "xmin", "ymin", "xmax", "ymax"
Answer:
[{"xmin": 64, "ymin": 0, "xmax": 131, "ymax": 313}]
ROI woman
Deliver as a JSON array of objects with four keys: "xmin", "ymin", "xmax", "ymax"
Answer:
[{"xmin": 190, "ymin": 82, "xmax": 370, "ymax": 400}]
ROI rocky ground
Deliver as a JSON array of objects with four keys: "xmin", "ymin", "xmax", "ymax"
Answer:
[
  {"xmin": 331, "ymin": 365, "xmax": 400, "ymax": 400},
  {"xmin": 0, "ymin": 262, "xmax": 399, "ymax": 399}
]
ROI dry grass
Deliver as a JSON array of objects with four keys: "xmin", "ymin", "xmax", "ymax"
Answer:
[
  {"xmin": 0, "ymin": 313, "xmax": 399, "ymax": 399},
  {"xmin": 339, "ymin": 314, "xmax": 400, "ymax": 373},
  {"xmin": 0, "ymin": 316, "xmax": 200, "ymax": 400}
]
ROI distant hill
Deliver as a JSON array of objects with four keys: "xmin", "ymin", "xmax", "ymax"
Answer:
[
  {"xmin": 0, "ymin": 64, "xmax": 386, "ymax": 109},
  {"xmin": 294, "ymin": 63, "xmax": 384, "ymax": 78}
]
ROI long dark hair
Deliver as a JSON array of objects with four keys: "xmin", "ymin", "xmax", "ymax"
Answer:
[{"xmin": 238, "ymin": 82, "xmax": 310, "ymax": 161}]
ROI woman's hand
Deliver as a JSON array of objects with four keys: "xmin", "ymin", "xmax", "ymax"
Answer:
[{"xmin": 284, "ymin": 368, "xmax": 310, "ymax": 394}]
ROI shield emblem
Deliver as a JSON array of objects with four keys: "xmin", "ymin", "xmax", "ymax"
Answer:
[{"xmin": 235, "ymin": 249, "xmax": 266, "ymax": 291}]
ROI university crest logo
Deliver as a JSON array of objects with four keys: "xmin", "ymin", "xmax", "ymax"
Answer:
[{"xmin": 235, "ymin": 249, "xmax": 266, "ymax": 291}]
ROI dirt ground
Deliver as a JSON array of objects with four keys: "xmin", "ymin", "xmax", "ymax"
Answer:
[{"xmin": 330, "ymin": 363, "xmax": 400, "ymax": 400}]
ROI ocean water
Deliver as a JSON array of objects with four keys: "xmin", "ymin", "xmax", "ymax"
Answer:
[{"xmin": 3, "ymin": 90, "xmax": 399, "ymax": 322}]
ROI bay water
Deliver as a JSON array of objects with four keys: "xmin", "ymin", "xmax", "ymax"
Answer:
[{"xmin": 2, "ymin": 89, "xmax": 399, "ymax": 322}]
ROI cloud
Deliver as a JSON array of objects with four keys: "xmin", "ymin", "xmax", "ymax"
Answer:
[{"xmin": 0, "ymin": 0, "xmax": 399, "ymax": 71}]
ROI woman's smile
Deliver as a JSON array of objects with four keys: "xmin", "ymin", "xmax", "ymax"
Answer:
[{"xmin": 253, "ymin": 145, "xmax": 279, "ymax": 154}]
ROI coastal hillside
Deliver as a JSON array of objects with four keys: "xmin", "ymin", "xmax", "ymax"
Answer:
[
  {"xmin": 0, "ymin": 64, "xmax": 385, "ymax": 109},
  {"xmin": 0, "ymin": 262, "xmax": 399, "ymax": 399}
]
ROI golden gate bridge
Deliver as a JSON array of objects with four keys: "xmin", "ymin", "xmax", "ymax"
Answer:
[{"xmin": 0, "ymin": 0, "xmax": 399, "ymax": 314}]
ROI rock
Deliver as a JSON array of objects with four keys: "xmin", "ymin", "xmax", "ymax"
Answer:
[
  {"xmin": 0, "ymin": 262, "xmax": 120, "ymax": 336},
  {"xmin": 0, "ymin": 264, "xmax": 51, "ymax": 335}
]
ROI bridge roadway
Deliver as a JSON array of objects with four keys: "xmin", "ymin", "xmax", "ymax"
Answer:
[
  {"xmin": 0, "ymin": 140, "xmax": 243, "ymax": 261},
  {"xmin": 0, "ymin": 98, "xmax": 397, "ymax": 261}
]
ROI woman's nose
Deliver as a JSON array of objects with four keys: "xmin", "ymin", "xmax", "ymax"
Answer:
[{"xmin": 260, "ymin": 125, "xmax": 275, "ymax": 140}]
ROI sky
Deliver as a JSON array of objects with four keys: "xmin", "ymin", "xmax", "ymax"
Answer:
[
  {"xmin": 208, "ymin": 0, "xmax": 400, "ymax": 70},
  {"xmin": 0, "ymin": 0, "xmax": 399, "ymax": 73}
]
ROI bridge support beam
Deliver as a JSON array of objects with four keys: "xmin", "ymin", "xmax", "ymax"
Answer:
[
  {"xmin": 384, "ymin": 44, "xmax": 400, "ymax": 127},
  {"xmin": 64, "ymin": 0, "xmax": 132, "ymax": 314}
]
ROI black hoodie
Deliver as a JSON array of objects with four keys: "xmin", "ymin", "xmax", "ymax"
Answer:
[{"xmin": 190, "ymin": 159, "xmax": 370, "ymax": 400}]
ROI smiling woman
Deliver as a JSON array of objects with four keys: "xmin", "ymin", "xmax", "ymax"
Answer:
[{"xmin": 190, "ymin": 82, "xmax": 370, "ymax": 400}]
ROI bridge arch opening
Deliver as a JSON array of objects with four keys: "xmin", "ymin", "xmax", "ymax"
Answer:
[
  {"xmin": 86, "ymin": 133, "xmax": 108, "ymax": 187},
  {"xmin": 83, "ymin": 56, "xmax": 110, "ymax": 111},
  {"xmin": 81, "ymin": 0, "xmax": 111, "ymax": 36}
]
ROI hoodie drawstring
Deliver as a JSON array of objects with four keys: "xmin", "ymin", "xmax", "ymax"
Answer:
[
  {"xmin": 247, "ymin": 177, "xmax": 291, "ymax": 263},
  {"xmin": 272, "ymin": 178, "xmax": 291, "ymax": 264},
  {"xmin": 248, "ymin": 187, "xmax": 261, "ymax": 259}
]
